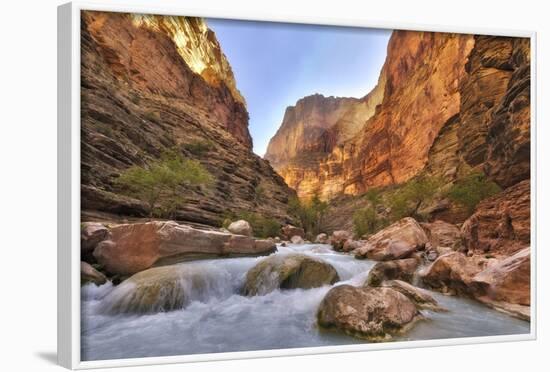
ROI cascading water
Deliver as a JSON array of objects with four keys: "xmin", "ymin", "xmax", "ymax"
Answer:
[{"xmin": 81, "ymin": 243, "xmax": 529, "ymax": 361}]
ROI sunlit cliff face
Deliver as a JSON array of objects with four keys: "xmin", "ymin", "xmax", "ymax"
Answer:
[{"xmin": 131, "ymin": 14, "xmax": 246, "ymax": 105}]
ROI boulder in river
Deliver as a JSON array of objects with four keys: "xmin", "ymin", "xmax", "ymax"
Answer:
[
  {"xmin": 281, "ymin": 224, "xmax": 305, "ymax": 239},
  {"xmin": 227, "ymin": 220, "xmax": 253, "ymax": 236},
  {"xmin": 379, "ymin": 280, "xmax": 444, "ymax": 311},
  {"xmin": 93, "ymin": 221, "xmax": 276, "ymax": 276},
  {"xmin": 243, "ymin": 254, "xmax": 340, "ymax": 296},
  {"xmin": 317, "ymin": 285, "xmax": 421, "ymax": 341},
  {"xmin": 354, "ymin": 217, "xmax": 428, "ymax": 261},
  {"xmin": 98, "ymin": 264, "xmax": 218, "ymax": 314},
  {"xmin": 365, "ymin": 258, "xmax": 420, "ymax": 286},
  {"xmin": 81, "ymin": 261, "xmax": 107, "ymax": 286},
  {"xmin": 315, "ymin": 233, "xmax": 329, "ymax": 244},
  {"xmin": 419, "ymin": 252, "xmax": 488, "ymax": 295},
  {"xmin": 291, "ymin": 235, "xmax": 305, "ymax": 244},
  {"xmin": 330, "ymin": 230, "xmax": 352, "ymax": 251}
]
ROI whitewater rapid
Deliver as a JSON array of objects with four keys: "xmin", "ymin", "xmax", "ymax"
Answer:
[{"xmin": 81, "ymin": 243, "xmax": 529, "ymax": 361}]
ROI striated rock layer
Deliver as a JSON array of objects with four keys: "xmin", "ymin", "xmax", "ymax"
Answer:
[
  {"xmin": 81, "ymin": 11, "xmax": 295, "ymax": 225},
  {"xmin": 265, "ymin": 31, "xmax": 530, "ymax": 205},
  {"xmin": 266, "ymin": 31, "xmax": 474, "ymax": 199}
]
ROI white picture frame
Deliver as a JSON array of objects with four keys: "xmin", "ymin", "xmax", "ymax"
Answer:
[{"xmin": 57, "ymin": 1, "xmax": 537, "ymax": 369}]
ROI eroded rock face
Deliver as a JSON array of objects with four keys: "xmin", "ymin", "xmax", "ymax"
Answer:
[
  {"xmin": 93, "ymin": 221, "xmax": 276, "ymax": 275},
  {"xmin": 472, "ymin": 247, "xmax": 530, "ymax": 306},
  {"xmin": 80, "ymin": 11, "xmax": 295, "ymax": 225},
  {"xmin": 227, "ymin": 220, "xmax": 253, "ymax": 237},
  {"xmin": 355, "ymin": 218, "xmax": 428, "ymax": 260},
  {"xmin": 243, "ymin": 254, "xmax": 340, "ymax": 296},
  {"xmin": 81, "ymin": 261, "xmax": 107, "ymax": 286},
  {"xmin": 461, "ymin": 180, "xmax": 530, "ymax": 256},
  {"xmin": 317, "ymin": 285, "xmax": 420, "ymax": 340},
  {"xmin": 365, "ymin": 258, "xmax": 420, "ymax": 286},
  {"xmin": 265, "ymin": 31, "xmax": 474, "ymax": 200},
  {"xmin": 265, "ymin": 86, "xmax": 385, "ymax": 199},
  {"xmin": 458, "ymin": 36, "xmax": 531, "ymax": 188}
]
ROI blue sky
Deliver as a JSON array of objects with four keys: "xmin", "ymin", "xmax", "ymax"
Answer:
[{"xmin": 206, "ymin": 18, "xmax": 392, "ymax": 156}]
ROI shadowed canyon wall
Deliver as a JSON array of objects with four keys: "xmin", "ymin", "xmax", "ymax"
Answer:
[
  {"xmin": 265, "ymin": 31, "xmax": 530, "ymax": 203},
  {"xmin": 81, "ymin": 11, "xmax": 295, "ymax": 225}
]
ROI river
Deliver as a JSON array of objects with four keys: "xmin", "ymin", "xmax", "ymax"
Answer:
[{"xmin": 81, "ymin": 243, "xmax": 529, "ymax": 361}]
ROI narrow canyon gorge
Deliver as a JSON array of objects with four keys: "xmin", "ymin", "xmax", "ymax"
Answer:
[{"xmin": 79, "ymin": 11, "xmax": 532, "ymax": 360}]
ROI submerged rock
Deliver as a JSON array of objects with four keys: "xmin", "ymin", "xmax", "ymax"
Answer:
[
  {"xmin": 98, "ymin": 263, "xmax": 236, "ymax": 314},
  {"xmin": 93, "ymin": 221, "xmax": 275, "ymax": 276},
  {"xmin": 227, "ymin": 220, "xmax": 253, "ymax": 236},
  {"xmin": 365, "ymin": 258, "xmax": 420, "ymax": 286},
  {"xmin": 81, "ymin": 261, "xmax": 107, "ymax": 286},
  {"xmin": 243, "ymin": 254, "xmax": 339, "ymax": 296},
  {"xmin": 355, "ymin": 217, "xmax": 428, "ymax": 261},
  {"xmin": 317, "ymin": 285, "xmax": 421, "ymax": 341}
]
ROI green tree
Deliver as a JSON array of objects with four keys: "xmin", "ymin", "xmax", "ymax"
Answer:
[
  {"xmin": 116, "ymin": 150, "xmax": 213, "ymax": 218},
  {"xmin": 388, "ymin": 175, "xmax": 442, "ymax": 221},
  {"xmin": 288, "ymin": 194, "xmax": 328, "ymax": 235},
  {"xmin": 447, "ymin": 171, "xmax": 501, "ymax": 214}
]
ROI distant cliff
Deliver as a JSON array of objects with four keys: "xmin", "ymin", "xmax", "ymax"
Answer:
[
  {"xmin": 81, "ymin": 11, "xmax": 294, "ymax": 225},
  {"xmin": 265, "ymin": 31, "xmax": 530, "ymax": 202}
]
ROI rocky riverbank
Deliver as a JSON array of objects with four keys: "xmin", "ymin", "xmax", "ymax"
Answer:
[{"xmin": 81, "ymin": 205, "xmax": 530, "ymax": 348}]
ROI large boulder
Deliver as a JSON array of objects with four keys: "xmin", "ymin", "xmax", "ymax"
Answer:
[
  {"xmin": 420, "ymin": 220, "xmax": 463, "ymax": 250},
  {"xmin": 330, "ymin": 230, "xmax": 352, "ymax": 251},
  {"xmin": 227, "ymin": 220, "xmax": 253, "ymax": 236},
  {"xmin": 315, "ymin": 233, "xmax": 329, "ymax": 244},
  {"xmin": 81, "ymin": 261, "xmax": 107, "ymax": 286},
  {"xmin": 281, "ymin": 224, "xmax": 305, "ymax": 240},
  {"xmin": 461, "ymin": 180, "xmax": 530, "ymax": 256},
  {"xmin": 472, "ymin": 247, "xmax": 530, "ymax": 306},
  {"xmin": 98, "ymin": 265, "xmax": 207, "ymax": 314},
  {"xmin": 379, "ymin": 280, "xmax": 443, "ymax": 311},
  {"xmin": 243, "ymin": 254, "xmax": 340, "ymax": 296},
  {"xmin": 291, "ymin": 235, "xmax": 304, "ymax": 244},
  {"xmin": 317, "ymin": 285, "xmax": 421, "ymax": 340},
  {"xmin": 81, "ymin": 222, "xmax": 110, "ymax": 261},
  {"xmin": 355, "ymin": 217, "xmax": 428, "ymax": 260},
  {"xmin": 365, "ymin": 258, "xmax": 420, "ymax": 286},
  {"xmin": 419, "ymin": 252, "xmax": 488, "ymax": 295},
  {"xmin": 93, "ymin": 221, "xmax": 276, "ymax": 276}
]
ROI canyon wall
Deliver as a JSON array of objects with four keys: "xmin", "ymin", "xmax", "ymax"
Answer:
[
  {"xmin": 81, "ymin": 11, "xmax": 294, "ymax": 225},
  {"xmin": 266, "ymin": 31, "xmax": 530, "ymax": 203}
]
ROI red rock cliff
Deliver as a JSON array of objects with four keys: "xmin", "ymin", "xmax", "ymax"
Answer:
[
  {"xmin": 266, "ymin": 31, "xmax": 474, "ymax": 199},
  {"xmin": 81, "ymin": 11, "xmax": 294, "ymax": 225}
]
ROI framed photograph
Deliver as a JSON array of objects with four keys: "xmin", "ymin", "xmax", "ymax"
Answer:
[{"xmin": 58, "ymin": 1, "xmax": 536, "ymax": 369}]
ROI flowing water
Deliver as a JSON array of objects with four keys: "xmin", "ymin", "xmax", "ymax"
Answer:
[{"xmin": 81, "ymin": 243, "xmax": 529, "ymax": 361}]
